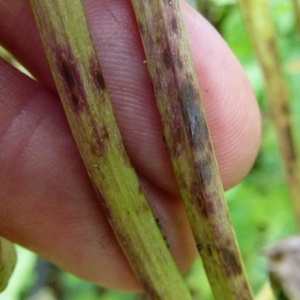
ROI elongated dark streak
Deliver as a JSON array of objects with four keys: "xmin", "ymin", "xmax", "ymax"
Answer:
[
  {"xmin": 56, "ymin": 46, "xmax": 88, "ymax": 113},
  {"xmin": 179, "ymin": 83, "xmax": 209, "ymax": 150},
  {"xmin": 89, "ymin": 57, "xmax": 106, "ymax": 91}
]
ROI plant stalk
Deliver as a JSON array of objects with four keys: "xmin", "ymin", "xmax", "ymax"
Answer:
[
  {"xmin": 291, "ymin": 0, "xmax": 300, "ymax": 40},
  {"xmin": 130, "ymin": 1, "xmax": 254, "ymax": 299},
  {"xmin": 30, "ymin": 1, "xmax": 192, "ymax": 299},
  {"xmin": 239, "ymin": 0, "xmax": 300, "ymax": 231}
]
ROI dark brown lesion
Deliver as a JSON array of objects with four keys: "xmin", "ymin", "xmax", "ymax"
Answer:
[
  {"xmin": 171, "ymin": 17, "xmax": 178, "ymax": 33},
  {"xmin": 190, "ymin": 179, "xmax": 215, "ymax": 218},
  {"xmin": 197, "ymin": 159, "xmax": 212, "ymax": 184},
  {"xmin": 180, "ymin": 83, "xmax": 209, "ymax": 150},
  {"xmin": 199, "ymin": 195, "xmax": 215, "ymax": 218},
  {"xmin": 189, "ymin": 177, "xmax": 215, "ymax": 218},
  {"xmin": 89, "ymin": 57, "xmax": 106, "ymax": 90},
  {"xmin": 94, "ymin": 69, "xmax": 105, "ymax": 90},
  {"xmin": 221, "ymin": 248, "xmax": 242, "ymax": 277},
  {"xmin": 163, "ymin": 48, "xmax": 172, "ymax": 69},
  {"xmin": 177, "ymin": 57, "xmax": 183, "ymax": 69},
  {"xmin": 100, "ymin": 126, "xmax": 109, "ymax": 141},
  {"xmin": 90, "ymin": 121, "xmax": 108, "ymax": 155},
  {"xmin": 168, "ymin": 104, "xmax": 185, "ymax": 157},
  {"xmin": 56, "ymin": 46, "xmax": 88, "ymax": 113}
]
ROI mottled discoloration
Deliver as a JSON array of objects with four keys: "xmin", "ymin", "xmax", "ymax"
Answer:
[
  {"xmin": 171, "ymin": 17, "xmax": 178, "ymax": 33},
  {"xmin": 197, "ymin": 160, "xmax": 212, "ymax": 184},
  {"xmin": 170, "ymin": 127, "xmax": 183, "ymax": 155},
  {"xmin": 221, "ymin": 248, "xmax": 242, "ymax": 276},
  {"xmin": 163, "ymin": 49, "xmax": 172, "ymax": 69},
  {"xmin": 129, "ymin": 1, "xmax": 252, "ymax": 297},
  {"xmin": 117, "ymin": 229, "xmax": 161, "ymax": 299},
  {"xmin": 100, "ymin": 126, "xmax": 109, "ymax": 141},
  {"xmin": 190, "ymin": 181, "xmax": 215, "ymax": 218},
  {"xmin": 168, "ymin": 104, "xmax": 185, "ymax": 156},
  {"xmin": 180, "ymin": 83, "xmax": 208, "ymax": 150},
  {"xmin": 177, "ymin": 58, "xmax": 183, "ymax": 69},
  {"xmin": 138, "ymin": 274, "xmax": 161, "ymax": 299},
  {"xmin": 89, "ymin": 57, "xmax": 106, "ymax": 90},
  {"xmin": 198, "ymin": 194, "xmax": 214, "ymax": 218},
  {"xmin": 56, "ymin": 47, "xmax": 87, "ymax": 112},
  {"xmin": 90, "ymin": 121, "xmax": 108, "ymax": 155}
]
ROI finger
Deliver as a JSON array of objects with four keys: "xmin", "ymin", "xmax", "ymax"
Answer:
[
  {"xmin": 0, "ymin": 58, "xmax": 197, "ymax": 291},
  {"xmin": 0, "ymin": 0, "xmax": 261, "ymax": 195}
]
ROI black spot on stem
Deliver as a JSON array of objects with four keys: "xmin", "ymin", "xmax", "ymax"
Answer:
[
  {"xmin": 180, "ymin": 83, "xmax": 208, "ymax": 150},
  {"xmin": 197, "ymin": 244, "xmax": 202, "ymax": 252}
]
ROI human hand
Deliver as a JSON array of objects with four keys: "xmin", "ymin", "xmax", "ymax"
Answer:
[{"xmin": 0, "ymin": 0, "xmax": 261, "ymax": 292}]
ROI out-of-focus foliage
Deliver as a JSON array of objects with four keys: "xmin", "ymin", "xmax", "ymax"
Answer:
[{"xmin": 1, "ymin": 0, "xmax": 300, "ymax": 299}]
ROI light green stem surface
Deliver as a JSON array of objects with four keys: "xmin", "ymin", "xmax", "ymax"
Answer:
[
  {"xmin": 0, "ymin": 238, "xmax": 16, "ymax": 292},
  {"xmin": 30, "ymin": 1, "xmax": 192, "ymax": 299},
  {"xmin": 130, "ymin": 1, "xmax": 253, "ymax": 299}
]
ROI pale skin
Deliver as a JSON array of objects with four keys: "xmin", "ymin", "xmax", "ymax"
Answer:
[{"xmin": 0, "ymin": 0, "xmax": 261, "ymax": 292}]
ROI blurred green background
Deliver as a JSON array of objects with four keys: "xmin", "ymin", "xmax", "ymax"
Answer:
[{"xmin": 1, "ymin": 0, "xmax": 300, "ymax": 299}]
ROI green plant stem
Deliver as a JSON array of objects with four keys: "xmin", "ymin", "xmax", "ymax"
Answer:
[
  {"xmin": 239, "ymin": 0, "xmax": 300, "ymax": 231},
  {"xmin": 30, "ymin": 1, "xmax": 192, "ymax": 299},
  {"xmin": 130, "ymin": 1, "xmax": 253, "ymax": 299},
  {"xmin": 291, "ymin": 0, "xmax": 300, "ymax": 40},
  {"xmin": 0, "ymin": 238, "xmax": 16, "ymax": 292}
]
